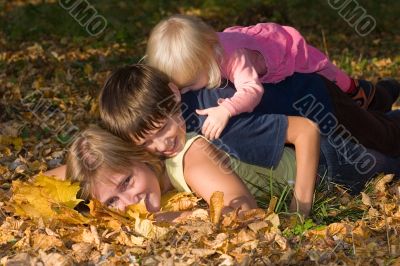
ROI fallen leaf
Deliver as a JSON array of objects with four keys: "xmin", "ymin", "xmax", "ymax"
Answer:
[
  {"xmin": 160, "ymin": 191, "xmax": 199, "ymax": 212},
  {"xmin": 10, "ymin": 175, "xmax": 88, "ymax": 224},
  {"xmin": 375, "ymin": 174, "xmax": 394, "ymax": 194},
  {"xmin": 209, "ymin": 191, "xmax": 224, "ymax": 225},
  {"xmin": 361, "ymin": 192, "xmax": 372, "ymax": 207}
]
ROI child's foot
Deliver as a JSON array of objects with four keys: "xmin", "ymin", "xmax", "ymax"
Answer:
[
  {"xmin": 350, "ymin": 79, "xmax": 376, "ymax": 109},
  {"xmin": 376, "ymin": 78, "xmax": 400, "ymax": 104},
  {"xmin": 368, "ymin": 78, "xmax": 400, "ymax": 112}
]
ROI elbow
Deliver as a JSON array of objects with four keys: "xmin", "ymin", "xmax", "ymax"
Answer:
[
  {"xmin": 230, "ymin": 195, "xmax": 258, "ymax": 211},
  {"xmin": 295, "ymin": 118, "xmax": 320, "ymax": 148}
]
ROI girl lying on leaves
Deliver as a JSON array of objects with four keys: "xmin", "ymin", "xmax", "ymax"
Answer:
[{"xmin": 45, "ymin": 65, "xmax": 400, "ymax": 221}]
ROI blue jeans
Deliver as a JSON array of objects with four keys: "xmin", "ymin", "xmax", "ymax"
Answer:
[{"xmin": 319, "ymin": 110, "xmax": 400, "ymax": 194}]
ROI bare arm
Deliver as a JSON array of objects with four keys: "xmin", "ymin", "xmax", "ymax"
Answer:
[
  {"xmin": 183, "ymin": 138, "xmax": 257, "ymax": 214},
  {"xmin": 286, "ymin": 116, "xmax": 320, "ymax": 216}
]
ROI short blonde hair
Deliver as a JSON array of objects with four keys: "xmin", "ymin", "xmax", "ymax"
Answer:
[
  {"xmin": 146, "ymin": 14, "xmax": 223, "ymax": 89},
  {"xmin": 66, "ymin": 125, "xmax": 164, "ymax": 200}
]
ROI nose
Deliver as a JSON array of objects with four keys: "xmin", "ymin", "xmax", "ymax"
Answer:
[
  {"xmin": 118, "ymin": 192, "xmax": 139, "ymax": 210},
  {"xmin": 154, "ymin": 137, "xmax": 174, "ymax": 153}
]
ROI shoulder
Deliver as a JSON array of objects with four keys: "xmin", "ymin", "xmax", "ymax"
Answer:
[
  {"xmin": 183, "ymin": 138, "xmax": 230, "ymax": 177},
  {"xmin": 184, "ymin": 137, "xmax": 216, "ymax": 165}
]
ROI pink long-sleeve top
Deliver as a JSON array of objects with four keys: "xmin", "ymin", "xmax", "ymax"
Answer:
[{"xmin": 217, "ymin": 23, "xmax": 351, "ymax": 116}]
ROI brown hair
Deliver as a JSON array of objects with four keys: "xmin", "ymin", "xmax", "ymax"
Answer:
[
  {"xmin": 99, "ymin": 64, "xmax": 181, "ymax": 143},
  {"xmin": 65, "ymin": 125, "xmax": 163, "ymax": 199}
]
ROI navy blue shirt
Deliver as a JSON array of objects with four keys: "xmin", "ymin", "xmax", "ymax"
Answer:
[{"xmin": 181, "ymin": 73, "xmax": 334, "ymax": 168}]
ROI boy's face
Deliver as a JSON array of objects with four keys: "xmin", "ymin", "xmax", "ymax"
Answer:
[
  {"xmin": 92, "ymin": 162, "xmax": 162, "ymax": 212},
  {"xmin": 134, "ymin": 113, "xmax": 186, "ymax": 158}
]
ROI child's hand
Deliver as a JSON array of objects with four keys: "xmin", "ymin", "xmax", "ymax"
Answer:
[{"xmin": 196, "ymin": 106, "xmax": 231, "ymax": 140}]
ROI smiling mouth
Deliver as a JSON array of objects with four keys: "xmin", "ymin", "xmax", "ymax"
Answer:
[{"xmin": 163, "ymin": 138, "xmax": 177, "ymax": 156}]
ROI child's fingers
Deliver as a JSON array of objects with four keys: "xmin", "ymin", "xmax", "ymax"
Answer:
[
  {"xmin": 196, "ymin": 109, "xmax": 209, "ymax": 116},
  {"xmin": 208, "ymin": 124, "xmax": 221, "ymax": 141},
  {"xmin": 202, "ymin": 119, "xmax": 211, "ymax": 138},
  {"xmin": 214, "ymin": 127, "xmax": 223, "ymax": 139}
]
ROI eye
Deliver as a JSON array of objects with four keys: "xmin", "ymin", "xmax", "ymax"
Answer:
[
  {"xmin": 106, "ymin": 197, "xmax": 119, "ymax": 208},
  {"xmin": 157, "ymin": 122, "xmax": 168, "ymax": 132},
  {"xmin": 120, "ymin": 174, "xmax": 133, "ymax": 191}
]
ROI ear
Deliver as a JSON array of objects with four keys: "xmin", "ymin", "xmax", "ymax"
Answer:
[{"xmin": 168, "ymin": 82, "xmax": 181, "ymax": 102}]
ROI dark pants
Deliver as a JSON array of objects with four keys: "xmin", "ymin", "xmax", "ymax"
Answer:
[
  {"xmin": 324, "ymin": 78, "xmax": 400, "ymax": 157},
  {"xmin": 253, "ymin": 73, "xmax": 400, "ymax": 157}
]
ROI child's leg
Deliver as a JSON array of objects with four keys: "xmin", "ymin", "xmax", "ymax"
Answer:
[
  {"xmin": 323, "ymin": 78, "xmax": 400, "ymax": 157},
  {"xmin": 317, "ymin": 60, "xmax": 352, "ymax": 93},
  {"xmin": 368, "ymin": 78, "xmax": 400, "ymax": 112},
  {"xmin": 319, "ymin": 135, "xmax": 400, "ymax": 194},
  {"xmin": 318, "ymin": 60, "xmax": 399, "ymax": 110},
  {"xmin": 347, "ymin": 78, "xmax": 400, "ymax": 110}
]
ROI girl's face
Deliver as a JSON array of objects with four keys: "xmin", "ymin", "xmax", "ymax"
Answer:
[
  {"xmin": 134, "ymin": 113, "xmax": 186, "ymax": 158},
  {"xmin": 92, "ymin": 162, "xmax": 162, "ymax": 212},
  {"xmin": 180, "ymin": 72, "xmax": 208, "ymax": 94}
]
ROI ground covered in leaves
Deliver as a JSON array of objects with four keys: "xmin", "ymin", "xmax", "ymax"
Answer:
[{"xmin": 1, "ymin": 0, "xmax": 400, "ymax": 265}]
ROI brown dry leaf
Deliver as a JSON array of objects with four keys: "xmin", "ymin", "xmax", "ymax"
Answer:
[
  {"xmin": 72, "ymin": 242, "xmax": 94, "ymax": 263},
  {"xmin": 274, "ymin": 234, "xmax": 288, "ymax": 250},
  {"xmin": 32, "ymin": 231, "xmax": 63, "ymax": 251},
  {"xmin": 202, "ymin": 232, "xmax": 228, "ymax": 249},
  {"xmin": 352, "ymin": 222, "xmax": 371, "ymax": 244},
  {"xmin": 222, "ymin": 208, "xmax": 240, "ymax": 228},
  {"xmin": 265, "ymin": 213, "xmax": 280, "ymax": 228},
  {"xmin": 160, "ymin": 191, "xmax": 200, "ymax": 212},
  {"xmin": 186, "ymin": 209, "xmax": 209, "ymax": 221},
  {"xmin": 209, "ymin": 191, "xmax": 224, "ymax": 225},
  {"xmin": 191, "ymin": 248, "xmax": 216, "ymax": 257},
  {"xmin": 39, "ymin": 251, "xmax": 73, "ymax": 266},
  {"xmin": 239, "ymin": 208, "xmax": 266, "ymax": 222},
  {"xmin": 267, "ymin": 196, "xmax": 278, "ymax": 214},
  {"xmin": 361, "ymin": 192, "xmax": 372, "ymax": 207},
  {"xmin": 248, "ymin": 221, "xmax": 270, "ymax": 233},
  {"xmin": 130, "ymin": 212, "xmax": 169, "ymax": 239},
  {"xmin": 115, "ymin": 230, "xmax": 146, "ymax": 247},
  {"xmin": 383, "ymin": 203, "xmax": 397, "ymax": 215},
  {"xmin": 231, "ymin": 228, "xmax": 256, "ymax": 245},
  {"xmin": 368, "ymin": 207, "xmax": 380, "ymax": 217},
  {"xmin": 375, "ymin": 174, "xmax": 394, "ymax": 194},
  {"xmin": 327, "ymin": 223, "xmax": 352, "ymax": 237},
  {"xmin": 4, "ymin": 253, "xmax": 38, "ymax": 265}
]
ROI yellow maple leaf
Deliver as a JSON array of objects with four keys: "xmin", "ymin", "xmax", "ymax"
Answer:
[
  {"xmin": 0, "ymin": 135, "xmax": 23, "ymax": 151},
  {"xmin": 126, "ymin": 198, "xmax": 152, "ymax": 219},
  {"xmin": 34, "ymin": 173, "xmax": 83, "ymax": 208},
  {"xmin": 10, "ymin": 174, "xmax": 89, "ymax": 224}
]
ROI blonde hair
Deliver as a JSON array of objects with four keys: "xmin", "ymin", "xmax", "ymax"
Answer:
[
  {"xmin": 146, "ymin": 14, "xmax": 223, "ymax": 89},
  {"xmin": 66, "ymin": 125, "xmax": 164, "ymax": 200}
]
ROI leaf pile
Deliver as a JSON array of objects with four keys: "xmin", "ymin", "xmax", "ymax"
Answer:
[{"xmin": 0, "ymin": 175, "xmax": 400, "ymax": 264}]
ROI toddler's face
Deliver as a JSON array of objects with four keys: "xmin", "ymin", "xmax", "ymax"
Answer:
[
  {"xmin": 92, "ymin": 162, "xmax": 161, "ymax": 212},
  {"xmin": 180, "ymin": 72, "xmax": 209, "ymax": 94},
  {"xmin": 133, "ymin": 113, "xmax": 186, "ymax": 158}
]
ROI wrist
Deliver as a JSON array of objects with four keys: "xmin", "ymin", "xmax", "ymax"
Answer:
[{"xmin": 219, "ymin": 105, "xmax": 232, "ymax": 118}]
